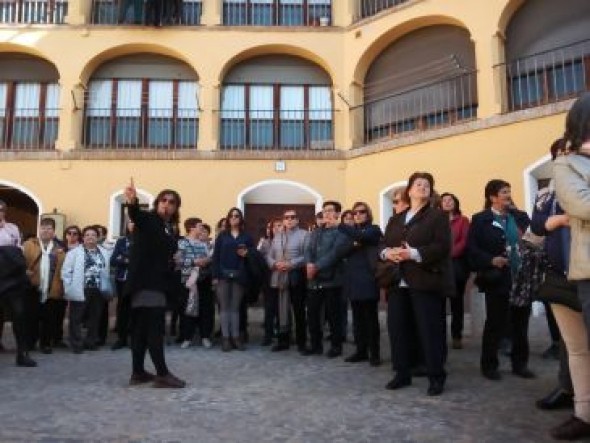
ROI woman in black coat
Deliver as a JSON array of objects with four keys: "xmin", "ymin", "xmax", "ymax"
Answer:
[
  {"xmin": 468, "ymin": 179, "xmax": 532, "ymax": 381},
  {"xmin": 380, "ymin": 172, "xmax": 452, "ymax": 396},
  {"xmin": 124, "ymin": 179, "xmax": 185, "ymax": 389},
  {"xmin": 340, "ymin": 202, "xmax": 382, "ymax": 366}
]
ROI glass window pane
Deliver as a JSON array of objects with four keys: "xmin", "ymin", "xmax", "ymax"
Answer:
[
  {"xmin": 178, "ymin": 81, "xmax": 199, "ymax": 118},
  {"xmin": 221, "ymin": 85, "xmax": 245, "ymax": 119},
  {"xmin": 176, "ymin": 119, "xmax": 198, "ymax": 148},
  {"xmin": 117, "ymin": 80, "xmax": 141, "ymax": 117},
  {"xmin": 116, "ymin": 118, "xmax": 141, "ymax": 147},
  {"xmin": 280, "ymin": 121, "xmax": 304, "ymax": 149},
  {"xmin": 45, "ymin": 83, "xmax": 60, "ymax": 118},
  {"xmin": 15, "ymin": 83, "xmax": 41, "ymax": 117},
  {"xmin": 149, "ymin": 81, "xmax": 173, "ymax": 118},
  {"xmin": 148, "ymin": 119, "xmax": 172, "ymax": 147},
  {"xmin": 309, "ymin": 86, "xmax": 331, "ymax": 120},
  {"xmin": 221, "ymin": 119, "xmax": 245, "ymax": 149},
  {"xmin": 87, "ymin": 80, "xmax": 113, "ymax": 117},
  {"xmin": 280, "ymin": 86, "xmax": 304, "ymax": 119},
  {"xmin": 86, "ymin": 117, "xmax": 111, "ymax": 147}
]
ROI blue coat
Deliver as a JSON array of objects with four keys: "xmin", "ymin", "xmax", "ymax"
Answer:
[{"xmin": 340, "ymin": 223, "xmax": 382, "ymax": 301}]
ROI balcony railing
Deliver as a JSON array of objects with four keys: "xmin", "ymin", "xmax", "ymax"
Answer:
[
  {"xmin": 0, "ymin": 0, "xmax": 67, "ymax": 24},
  {"xmin": 223, "ymin": 0, "xmax": 332, "ymax": 27},
  {"xmin": 91, "ymin": 0, "xmax": 202, "ymax": 25},
  {"xmin": 0, "ymin": 109, "xmax": 58, "ymax": 150},
  {"xmin": 355, "ymin": 71, "xmax": 477, "ymax": 144},
  {"xmin": 353, "ymin": 0, "xmax": 409, "ymax": 22},
  {"xmin": 219, "ymin": 109, "xmax": 333, "ymax": 150},
  {"xmin": 496, "ymin": 39, "xmax": 590, "ymax": 113},
  {"xmin": 83, "ymin": 109, "xmax": 198, "ymax": 149}
]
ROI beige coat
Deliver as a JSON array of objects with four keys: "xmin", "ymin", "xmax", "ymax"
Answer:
[
  {"xmin": 23, "ymin": 238, "xmax": 66, "ymax": 299},
  {"xmin": 554, "ymin": 153, "xmax": 590, "ymax": 280}
]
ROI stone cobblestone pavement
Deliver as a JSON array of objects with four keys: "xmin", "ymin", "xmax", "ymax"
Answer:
[{"xmin": 0, "ymin": 309, "xmax": 574, "ymax": 443}]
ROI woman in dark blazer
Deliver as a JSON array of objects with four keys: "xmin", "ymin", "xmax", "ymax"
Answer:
[
  {"xmin": 340, "ymin": 201, "xmax": 382, "ymax": 366},
  {"xmin": 468, "ymin": 179, "xmax": 532, "ymax": 381},
  {"xmin": 380, "ymin": 172, "xmax": 452, "ymax": 396}
]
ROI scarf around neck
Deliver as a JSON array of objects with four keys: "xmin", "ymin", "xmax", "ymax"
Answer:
[{"xmin": 39, "ymin": 240, "xmax": 54, "ymax": 303}]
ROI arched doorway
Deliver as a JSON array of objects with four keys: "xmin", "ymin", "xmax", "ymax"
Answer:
[
  {"xmin": 237, "ymin": 179, "xmax": 322, "ymax": 241},
  {"xmin": 523, "ymin": 154, "xmax": 552, "ymax": 214},
  {"xmin": 379, "ymin": 181, "xmax": 407, "ymax": 230},
  {"xmin": 0, "ymin": 180, "xmax": 42, "ymax": 240}
]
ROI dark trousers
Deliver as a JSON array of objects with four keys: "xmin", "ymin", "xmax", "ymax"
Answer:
[
  {"xmin": 307, "ymin": 287, "xmax": 342, "ymax": 351},
  {"xmin": 388, "ymin": 288, "xmax": 446, "ymax": 381},
  {"xmin": 99, "ymin": 299, "xmax": 109, "ymax": 344},
  {"xmin": 450, "ymin": 258, "xmax": 469, "ymax": 340},
  {"xmin": 266, "ymin": 282, "xmax": 307, "ymax": 347},
  {"xmin": 0, "ymin": 289, "xmax": 30, "ymax": 355},
  {"xmin": 481, "ymin": 287, "xmax": 531, "ymax": 372},
  {"xmin": 54, "ymin": 299, "xmax": 67, "ymax": 343},
  {"xmin": 351, "ymin": 299, "xmax": 380, "ymax": 359},
  {"xmin": 131, "ymin": 306, "xmax": 169, "ymax": 376},
  {"xmin": 69, "ymin": 290, "xmax": 104, "ymax": 350},
  {"xmin": 34, "ymin": 298, "xmax": 63, "ymax": 348},
  {"xmin": 544, "ymin": 302, "xmax": 561, "ymax": 343},
  {"xmin": 115, "ymin": 281, "xmax": 132, "ymax": 344}
]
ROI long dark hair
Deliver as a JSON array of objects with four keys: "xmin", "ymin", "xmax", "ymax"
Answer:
[
  {"xmin": 224, "ymin": 207, "xmax": 245, "ymax": 232},
  {"xmin": 563, "ymin": 93, "xmax": 590, "ymax": 151},
  {"xmin": 440, "ymin": 192, "xmax": 461, "ymax": 215},
  {"xmin": 352, "ymin": 201, "xmax": 374, "ymax": 223},
  {"xmin": 152, "ymin": 189, "xmax": 181, "ymax": 232}
]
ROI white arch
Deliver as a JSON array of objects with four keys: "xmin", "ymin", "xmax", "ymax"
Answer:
[
  {"xmin": 523, "ymin": 154, "xmax": 552, "ymax": 215},
  {"xmin": 0, "ymin": 179, "xmax": 43, "ymax": 231},
  {"xmin": 379, "ymin": 181, "xmax": 407, "ymax": 231},
  {"xmin": 236, "ymin": 179, "xmax": 323, "ymax": 213},
  {"xmin": 108, "ymin": 188, "xmax": 154, "ymax": 240}
]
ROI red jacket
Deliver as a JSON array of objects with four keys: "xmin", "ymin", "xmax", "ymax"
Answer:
[{"xmin": 450, "ymin": 215, "xmax": 470, "ymax": 259}]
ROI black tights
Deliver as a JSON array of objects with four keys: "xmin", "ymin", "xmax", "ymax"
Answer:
[
  {"xmin": 0, "ymin": 289, "xmax": 29, "ymax": 356},
  {"xmin": 131, "ymin": 307, "xmax": 169, "ymax": 376}
]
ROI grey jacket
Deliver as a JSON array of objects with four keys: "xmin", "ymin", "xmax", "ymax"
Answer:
[
  {"xmin": 266, "ymin": 228, "xmax": 307, "ymax": 288},
  {"xmin": 304, "ymin": 226, "xmax": 353, "ymax": 289},
  {"xmin": 554, "ymin": 153, "xmax": 590, "ymax": 280}
]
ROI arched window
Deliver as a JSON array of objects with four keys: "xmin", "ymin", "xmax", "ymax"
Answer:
[
  {"xmin": 220, "ymin": 55, "xmax": 333, "ymax": 150},
  {"xmin": 84, "ymin": 54, "xmax": 199, "ymax": 150},
  {"xmin": 0, "ymin": 54, "xmax": 60, "ymax": 150}
]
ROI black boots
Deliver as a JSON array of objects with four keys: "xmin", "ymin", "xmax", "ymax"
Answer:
[{"xmin": 16, "ymin": 352, "xmax": 37, "ymax": 367}]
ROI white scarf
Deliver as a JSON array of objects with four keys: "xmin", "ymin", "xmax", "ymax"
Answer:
[{"xmin": 39, "ymin": 240, "xmax": 54, "ymax": 303}]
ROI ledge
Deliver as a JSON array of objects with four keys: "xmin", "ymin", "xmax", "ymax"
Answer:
[{"xmin": 347, "ymin": 99, "xmax": 575, "ymax": 159}]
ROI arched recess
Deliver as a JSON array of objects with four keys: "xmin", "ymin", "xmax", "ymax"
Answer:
[
  {"xmin": 523, "ymin": 154, "xmax": 552, "ymax": 215},
  {"xmin": 219, "ymin": 44, "xmax": 335, "ymax": 84},
  {"xmin": 359, "ymin": 23, "xmax": 477, "ymax": 143},
  {"xmin": 0, "ymin": 179, "xmax": 43, "ymax": 239},
  {"xmin": 237, "ymin": 179, "xmax": 323, "ymax": 239},
  {"xmin": 220, "ymin": 52, "xmax": 334, "ymax": 150},
  {"xmin": 379, "ymin": 181, "xmax": 407, "ymax": 231},
  {"xmin": 83, "ymin": 52, "xmax": 200, "ymax": 149},
  {"xmin": 501, "ymin": 0, "xmax": 590, "ymax": 111},
  {"xmin": 108, "ymin": 188, "xmax": 154, "ymax": 239},
  {"xmin": 353, "ymin": 15, "xmax": 472, "ymax": 85},
  {"xmin": 0, "ymin": 52, "xmax": 61, "ymax": 150}
]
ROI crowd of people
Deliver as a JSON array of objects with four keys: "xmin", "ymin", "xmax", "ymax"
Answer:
[{"xmin": 1, "ymin": 95, "xmax": 590, "ymax": 439}]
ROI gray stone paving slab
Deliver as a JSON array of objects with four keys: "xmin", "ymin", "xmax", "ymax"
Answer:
[{"xmin": 0, "ymin": 308, "xmax": 574, "ymax": 442}]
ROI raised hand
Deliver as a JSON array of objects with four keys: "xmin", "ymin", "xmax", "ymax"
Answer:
[{"xmin": 124, "ymin": 177, "xmax": 137, "ymax": 204}]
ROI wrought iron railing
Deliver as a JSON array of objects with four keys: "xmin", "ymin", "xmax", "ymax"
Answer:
[
  {"xmin": 355, "ymin": 71, "xmax": 477, "ymax": 144},
  {"xmin": 495, "ymin": 39, "xmax": 590, "ymax": 112},
  {"xmin": 219, "ymin": 109, "xmax": 333, "ymax": 150},
  {"xmin": 0, "ymin": 109, "xmax": 59, "ymax": 150},
  {"xmin": 0, "ymin": 0, "xmax": 67, "ymax": 24},
  {"xmin": 83, "ymin": 108, "xmax": 198, "ymax": 149},
  {"xmin": 353, "ymin": 0, "xmax": 409, "ymax": 22},
  {"xmin": 91, "ymin": 0, "xmax": 202, "ymax": 25},
  {"xmin": 223, "ymin": 0, "xmax": 331, "ymax": 26}
]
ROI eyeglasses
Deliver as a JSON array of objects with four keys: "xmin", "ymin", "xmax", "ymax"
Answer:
[
  {"xmin": 66, "ymin": 231, "xmax": 79, "ymax": 236},
  {"xmin": 353, "ymin": 209, "xmax": 367, "ymax": 215},
  {"xmin": 283, "ymin": 215, "xmax": 297, "ymax": 220},
  {"xmin": 229, "ymin": 214, "xmax": 241, "ymax": 219},
  {"xmin": 160, "ymin": 197, "xmax": 177, "ymax": 204},
  {"xmin": 392, "ymin": 199, "xmax": 400, "ymax": 205}
]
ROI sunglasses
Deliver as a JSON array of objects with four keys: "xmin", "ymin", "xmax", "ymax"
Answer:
[
  {"xmin": 66, "ymin": 231, "xmax": 79, "ymax": 236},
  {"xmin": 353, "ymin": 209, "xmax": 367, "ymax": 215},
  {"xmin": 283, "ymin": 215, "xmax": 297, "ymax": 220},
  {"xmin": 160, "ymin": 197, "xmax": 177, "ymax": 204},
  {"xmin": 392, "ymin": 199, "xmax": 401, "ymax": 205},
  {"xmin": 229, "ymin": 214, "xmax": 241, "ymax": 219}
]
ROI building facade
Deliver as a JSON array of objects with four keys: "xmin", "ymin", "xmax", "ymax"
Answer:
[{"xmin": 0, "ymin": 0, "xmax": 588, "ymax": 239}]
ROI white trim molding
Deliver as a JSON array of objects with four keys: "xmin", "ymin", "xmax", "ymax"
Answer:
[
  {"xmin": 237, "ymin": 179, "xmax": 323, "ymax": 213},
  {"xmin": 0, "ymin": 179, "xmax": 43, "ymax": 232},
  {"xmin": 379, "ymin": 181, "xmax": 407, "ymax": 231},
  {"xmin": 108, "ymin": 188, "xmax": 154, "ymax": 240},
  {"xmin": 523, "ymin": 154, "xmax": 552, "ymax": 215}
]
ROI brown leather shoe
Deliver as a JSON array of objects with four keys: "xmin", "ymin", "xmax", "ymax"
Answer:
[
  {"xmin": 129, "ymin": 371, "xmax": 156, "ymax": 386},
  {"xmin": 550, "ymin": 416, "xmax": 590, "ymax": 440},
  {"xmin": 152, "ymin": 373, "xmax": 186, "ymax": 389}
]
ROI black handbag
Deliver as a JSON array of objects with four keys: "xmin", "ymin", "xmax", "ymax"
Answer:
[
  {"xmin": 537, "ymin": 269, "xmax": 581, "ymax": 312},
  {"xmin": 375, "ymin": 260, "xmax": 401, "ymax": 288}
]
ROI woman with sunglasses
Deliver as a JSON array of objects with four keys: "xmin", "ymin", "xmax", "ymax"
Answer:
[
  {"xmin": 123, "ymin": 179, "xmax": 185, "ymax": 389},
  {"xmin": 340, "ymin": 202, "xmax": 382, "ymax": 366},
  {"xmin": 212, "ymin": 207, "xmax": 254, "ymax": 351}
]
